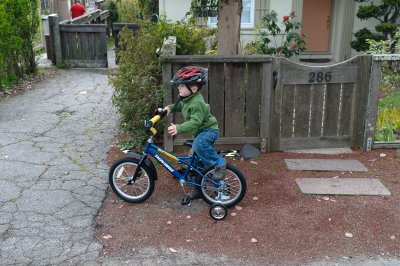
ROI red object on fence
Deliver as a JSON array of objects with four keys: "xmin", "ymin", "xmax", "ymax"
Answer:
[{"xmin": 70, "ymin": 3, "xmax": 86, "ymax": 19}]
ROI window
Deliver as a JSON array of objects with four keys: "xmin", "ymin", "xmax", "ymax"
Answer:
[{"xmin": 208, "ymin": 0, "xmax": 255, "ymax": 28}]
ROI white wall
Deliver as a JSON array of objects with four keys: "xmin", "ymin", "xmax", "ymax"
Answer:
[
  {"xmin": 270, "ymin": 0, "xmax": 292, "ymax": 22},
  {"xmin": 159, "ymin": 0, "xmax": 191, "ymax": 22}
]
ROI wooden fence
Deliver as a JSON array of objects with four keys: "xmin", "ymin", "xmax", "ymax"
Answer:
[
  {"xmin": 162, "ymin": 55, "xmax": 381, "ymax": 152},
  {"xmin": 47, "ymin": 10, "xmax": 109, "ymax": 68},
  {"xmin": 58, "ymin": 24, "xmax": 108, "ymax": 67},
  {"xmin": 162, "ymin": 56, "xmax": 273, "ymax": 152}
]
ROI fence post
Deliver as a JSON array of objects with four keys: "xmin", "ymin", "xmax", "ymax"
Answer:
[
  {"xmin": 260, "ymin": 61, "xmax": 273, "ymax": 152},
  {"xmin": 163, "ymin": 62, "xmax": 173, "ymax": 152},
  {"xmin": 48, "ymin": 14, "xmax": 62, "ymax": 65},
  {"xmin": 363, "ymin": 58, "xmax": 381, "ymax": 151}
]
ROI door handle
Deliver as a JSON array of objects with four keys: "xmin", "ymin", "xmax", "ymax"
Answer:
[{"xmin": 326, "ymin": 16, "xmax": 331, "ymax": 30}]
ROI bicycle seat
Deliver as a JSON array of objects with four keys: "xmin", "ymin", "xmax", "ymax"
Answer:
[{"xmin": 183, "ymin": 139, "xmax": 193, "ymax": 148}]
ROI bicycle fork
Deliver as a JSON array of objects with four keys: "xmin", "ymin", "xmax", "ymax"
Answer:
[{"xmin": 129, "ymin": 154, "xmax": 147, "ymax": 184}]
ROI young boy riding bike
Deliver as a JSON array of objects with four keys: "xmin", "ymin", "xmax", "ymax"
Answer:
[{"xmin": 163, "ymin": 66, "xmax": 226, "ymax": 200}]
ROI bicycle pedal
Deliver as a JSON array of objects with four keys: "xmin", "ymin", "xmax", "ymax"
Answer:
[{"xmin": 181, "ymin": 196, "xmax": 191, "ymax": 205}]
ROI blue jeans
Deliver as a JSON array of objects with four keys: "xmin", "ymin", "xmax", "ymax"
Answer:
[{"xmin": 192, "ymin": 129, "xmax": 221, "ymax": 169}]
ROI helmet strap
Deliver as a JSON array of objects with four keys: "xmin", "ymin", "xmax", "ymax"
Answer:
[
  {"xmin": 173, "ymin": 96, "xmax": 183, "ymax": 110},
  {"xmin": 185, "ymin": 84, "xmax": 194, "ymax": 95}
]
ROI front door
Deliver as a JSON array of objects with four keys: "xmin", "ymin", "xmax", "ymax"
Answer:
[{"xmin": 302, "ymin": 0, "xmax": 332, "ymax": 52}]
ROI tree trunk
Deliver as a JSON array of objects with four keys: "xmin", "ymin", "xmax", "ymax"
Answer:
[{"xmin": 217, "ymin": 0, "xmax": 242, "ymax": 55}]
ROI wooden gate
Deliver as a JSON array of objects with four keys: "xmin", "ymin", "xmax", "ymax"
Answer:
[
  {"xmin": 59, "ymin": 24, "xmax": 108, "ymax": 68},
  {"xmin": 47, "ymin": 11, "xmax": 109, "ymax": 68},
  {"xmin": 270, "ymin": 56, "xmax": 372, "ymax": 151}
]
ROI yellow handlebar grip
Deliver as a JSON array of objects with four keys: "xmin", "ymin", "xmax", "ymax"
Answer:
[
  {"xmin": 150, "ymin": 115, "xmax": 161, "ymax": 125},
  {"xmin": 150, "ymin": 127, "xmax": 157, "ymax": 135}
]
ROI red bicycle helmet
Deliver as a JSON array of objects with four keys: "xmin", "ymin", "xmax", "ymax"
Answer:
[{"xmin": 171, "ymin": 66, "xmax": 208, "ymax": 85}]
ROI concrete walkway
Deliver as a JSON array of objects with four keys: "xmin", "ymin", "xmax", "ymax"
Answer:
[{"xmin": 0, "ymin": 68, "xmax": 118, "ymax": 264}]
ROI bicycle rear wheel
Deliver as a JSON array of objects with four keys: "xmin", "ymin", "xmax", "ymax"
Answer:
[
  {"xmin": 109, "ymin": 157, "xmax": 155, "ymax": 203},
  {"xmin": 200, "ymin": 164, "xmax": 246, "ymax": 208}
]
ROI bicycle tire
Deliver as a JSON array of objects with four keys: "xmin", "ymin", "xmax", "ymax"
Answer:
[
  {"xmin": 200, "ymin": 163, "xmax": 246, "ymax": 208},
  {"xmin": 109, "ymin": 157, "xmax": 155, "ymax": 203}
]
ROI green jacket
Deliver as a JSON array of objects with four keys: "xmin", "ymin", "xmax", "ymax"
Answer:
[{"xmin": 168, "ymin": 93, "xmax": 219, "ymax": 137}]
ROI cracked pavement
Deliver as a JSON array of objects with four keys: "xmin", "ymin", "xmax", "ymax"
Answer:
[{"xmin": 0, "ymin": 69, "xmax": 118, "ymax": 265}]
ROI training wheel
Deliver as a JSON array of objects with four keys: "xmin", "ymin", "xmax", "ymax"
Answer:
[{"xmin": 209, "ymin": 204, "xmax": 227, "ymax": 220}]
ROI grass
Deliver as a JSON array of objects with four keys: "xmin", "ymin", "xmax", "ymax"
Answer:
[
  {"xmin": 107, "ymin": 36, "xmax": 115, "ymax": 49},
  {"xmin": 374, "ymin": 70, "xmax": 400, "ymax": 141}
]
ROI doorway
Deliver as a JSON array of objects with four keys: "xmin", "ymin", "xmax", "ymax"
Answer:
[{"xmin": 302, "ymin": 0, "xmax": 332, "ymax": 52}]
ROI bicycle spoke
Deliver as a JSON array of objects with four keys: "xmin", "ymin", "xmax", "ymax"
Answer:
[{"xmin": 112, "ymin": 162, "xmax": 150, "ymax": 198}]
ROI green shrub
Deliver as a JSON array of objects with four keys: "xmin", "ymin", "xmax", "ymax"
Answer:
[
  {"xmin": 138, "ymin": 0, "xmax": 158, "ymax": 20},
  {"xmin": 244, "ymin": 10, "xmax": 306, "ymax": 58},
  {"xmin": 352, "ymin": 0, "xmax": 400, "ymax": 53},
  {"xmin": 115, "ymin": 0, "xmax": 140, "ymax": 23},
  {"xmin": 109, "ymin": 19, "xmax": 215, "ymax": 149},
  {"xmin": 0, "ymin": 0, "xmax": 40, "ymax": 91},
  {"xmin": 367, "ymin": 33, "xmax": 400, "ymax": 141},
  {"xmin": 105, "ymin": 0, "xmax": 119, "ymax": 26}
]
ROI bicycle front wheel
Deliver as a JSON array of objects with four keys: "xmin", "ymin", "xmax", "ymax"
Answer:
[
  {"xmin": 109, "ymin": 157, "xmax": 155, "ymax": 203},
  {"xmin": 200, "ymin": 164, "xmax": 246, "ymax": 208}
]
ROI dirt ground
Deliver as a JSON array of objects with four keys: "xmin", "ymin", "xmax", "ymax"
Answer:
[{"xmin": 95, "ymin": 144, "xmax": 400, "ymax": 265}]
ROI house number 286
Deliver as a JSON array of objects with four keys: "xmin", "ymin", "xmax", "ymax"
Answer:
[{"xmin": 308, "ymin": 72, "xmax": 332, "ymax": 83}]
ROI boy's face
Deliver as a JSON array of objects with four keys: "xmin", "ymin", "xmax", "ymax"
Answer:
[{"xmin": 178, "ymin": 84, "xmax": 197, "ymax": 97}]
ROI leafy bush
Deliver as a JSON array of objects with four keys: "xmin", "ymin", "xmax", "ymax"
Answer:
[
  {"xmin": 105, "ymin": 0, "xmax": 119, "ymax": 26},
  {"xmin": 137, "ymin": 0, "xmax": 158, "ymax": 19},
  {"xmin": 111, "ymin": 0, "xmax": 158, "ymax": 23},
  {"xmin": 109, "ymin": 19, "xmax": 215, "ymax": 149},
  {"xmin": 367, "ymin": 33, "xmax": 400, "ymax": 141},
  {"xmin": 244, "ymin": 10, "xmax": 306, "ymax": 58},
  {"xmin": 115, "ymin": 0, "xmax": 140, "ymax": 23},
  {"xmin": 0, "ymin": 0, "xmax": 40, "ymax": 91},
  {"xmin": 375, "ymin": 106, "xmax": 400, "ymax": 141},
  {"xmin": 352, "ymin": 0, "xmax": 400, "ymax": 52}
]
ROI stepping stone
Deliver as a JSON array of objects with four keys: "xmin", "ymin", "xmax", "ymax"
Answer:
[
  {"xmin": 285, "ymin": 159, "xmax": 368, "ymax": 172},
  {"xmin": 296, "ymin": 178, "xmax": 391, "ymax": 196},
  {"xmin": 285, "ymin": 148, "xmax": 352, "ymax": 155}
]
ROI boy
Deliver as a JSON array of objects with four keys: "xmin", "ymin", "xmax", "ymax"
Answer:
[{"xmin": 163, "ymin": 66, "xmax": 226, "ymax": 199}]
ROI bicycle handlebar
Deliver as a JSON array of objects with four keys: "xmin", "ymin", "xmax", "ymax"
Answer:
[{"xmin": 145, "ymin": 108, "xmax": 167, "ymax": 135}]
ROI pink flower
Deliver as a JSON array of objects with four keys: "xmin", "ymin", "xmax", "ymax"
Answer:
[
  {"xmin": 276, "ymin": 47, "xmax": 281, "ymax": 52},
  {"xmin": 291, "ymin": 44, "xmax": 297, "ymax": 49},
  {"xmin": 283, "ymin": 16, "xmax": 289, "ymax": 21}
]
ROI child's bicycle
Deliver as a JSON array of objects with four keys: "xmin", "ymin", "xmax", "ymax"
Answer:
[{"xmin": 109, "ymin": 109, "xmax": 247, "ymax": 220}]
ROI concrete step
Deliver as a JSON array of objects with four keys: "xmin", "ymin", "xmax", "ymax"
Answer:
[
  {"xmin": 285, "ymin": 159, "xmax": 368, "ymax": 172},
  {"xmin": 296, "ymin": 178, "xmax": 391, "ymax": 196}
]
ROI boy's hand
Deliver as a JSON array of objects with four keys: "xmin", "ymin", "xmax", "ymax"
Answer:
[
  {"xmin": 168, "ymin": 123, "xmax": 177, "ymax": 135},
  {"xmin": 163, "ymin": 106, "xmax": 171, "ymax": 115}
]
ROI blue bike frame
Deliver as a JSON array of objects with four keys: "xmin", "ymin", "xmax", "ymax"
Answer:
[{"xmin": 143, "ymin": 141, "xmax": 220, "ymax": 188}]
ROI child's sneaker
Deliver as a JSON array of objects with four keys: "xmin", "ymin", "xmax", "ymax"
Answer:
[{"xmin": 212, "ymin": 159, "xmax": 227, "ymax": 181}]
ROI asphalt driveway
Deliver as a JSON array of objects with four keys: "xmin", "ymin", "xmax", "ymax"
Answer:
[{"xmin": 0, "ymin": 68, "xmax": 118, "ymax": 264}]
